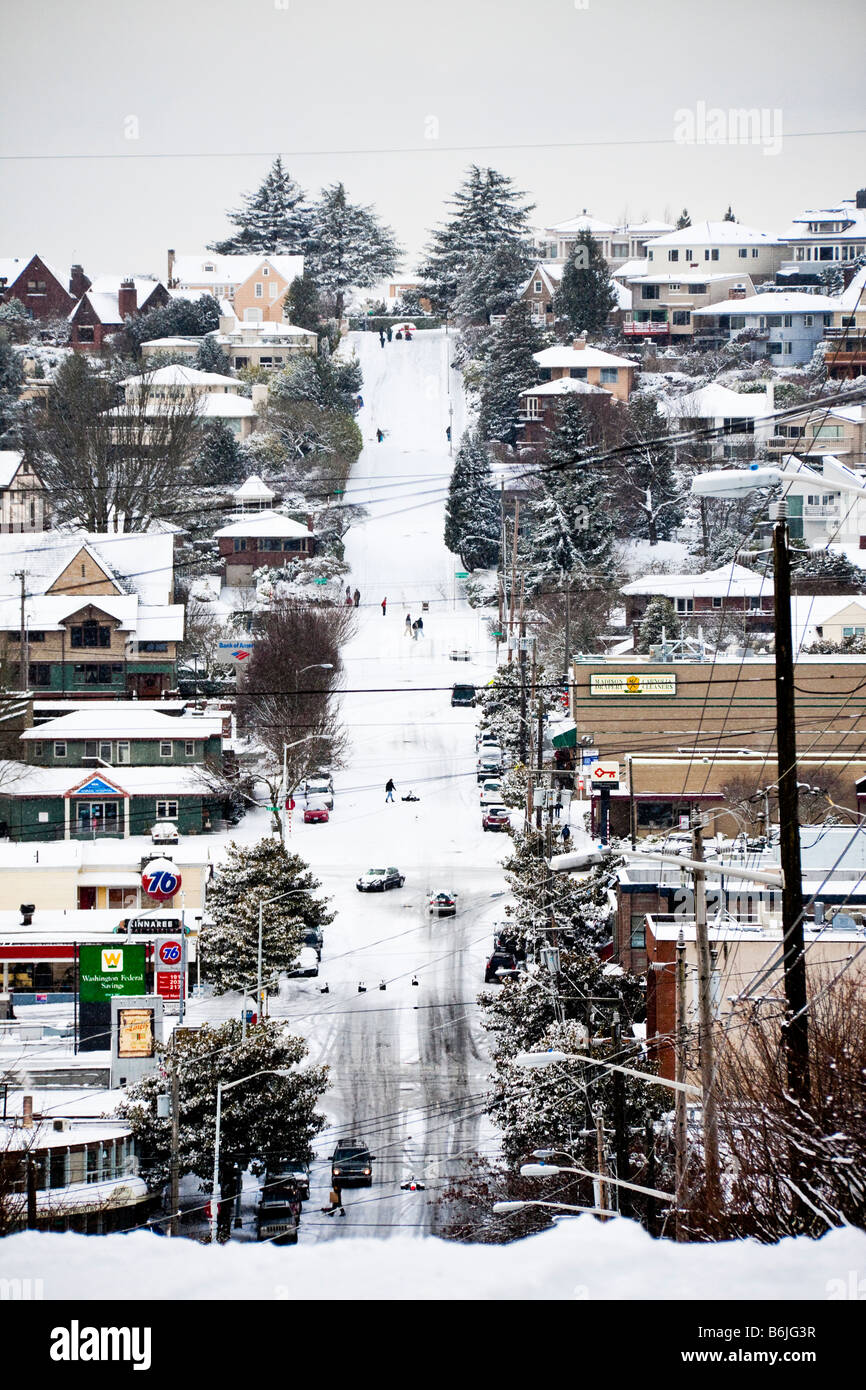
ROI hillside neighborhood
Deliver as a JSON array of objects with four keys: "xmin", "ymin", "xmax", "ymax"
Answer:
[{"xmin": 1, "ymin": 0, "xmax": 865, "ymax": 1338}]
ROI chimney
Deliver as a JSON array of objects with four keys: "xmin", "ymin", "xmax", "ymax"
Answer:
[
  {"xmin": 765, "ymin": 380, "xmax": 775, "ymax": 412},
  {"xmin": 250, "ymin": 383, "xmax": 269, "ymax": 411},
  {"xmin": 167, "ymin": 248, "xmax": 176, "ymax": 287},
  {"xmin": 69, "ymin": 264, "xmax": 90, "ymax": 299},
  {"xmin": 307, "ymin": 515, "xmax": 314, "ymax": 532},
  {"xmin": 856, "ymin": 189, "xmax": 866, "ymax": 211},
  {"xmin": 728, "ymin": 284, "xmax": 747, "ymax": 300},
  {"xmin": 118, "ymin": 278, "xmax": 138, "ymax": 319},
  {"xmin": 572, "ymin": 336, "xmax": 587, "ymax": 351},
  {"xmin": 22, "ymin": 1095, "xmax": 33, "ymax": 1128}
]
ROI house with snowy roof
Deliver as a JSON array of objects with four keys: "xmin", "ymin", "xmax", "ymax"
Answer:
[
  {"xmin": 214, "ymin": 313, "xmax": 318, "ymax": 370},
  {"xmin": 776, "ymin": 453, "xmax": 866, "ymax": 550},
  {"xmin": 0, "ymin": 451, "xmax": 48, "ymax": 533},
  {"xmin": 68, "ymin": 276, "xmax": 171, "ymax": 351},
  {"xmin": 518, "ymin": 377, "xmax": 612, "ymax": 445},
  {"xmin": 113, "ymin": 364, "xmax": 259, "ymax": 438},
  {"xmin": 778, "ymin": 193, "xmax": 866, "ymax": 282},
  {"xmin": 621, "ymin": 562, "xmax": 775, "ymax": 638},
  {"xmin": 664, "ymin": 382, "xmax": 775, "ymax": 462},
  {"xmin": 533, "ymin": 338, "xmax": 636, "ymax": 400},
  {"xmin": 768, "ymin": 402, "xmax": 866, "ymax": 470},
  {"xmin": 214, "ymin": 510, "xmax": 316, "ymax": 587},
  {"xmin": 232, "ymin": 475, "xmax": 276, "ymax": 513},
  {"xmin": 822, "ymin": 265, "xmax": 866, "ymax": 379},
  {"xmin": 624, "ymin": 270, "xmax": 757, "ymax": 341},
  {"xmin": 167, "ymin": 251, "xmax": 304, "ymax": 324},
  {"xmin": 0, "ymin": 529, "xmax": 182, "ymax": 698},
  {"xmin": 519, "ymin": 263, "xmax": 563, "ymax": 326},
  {"xmin": 692, "ymin": 290, "xmax": 837, "ymax": 363},
  {"xmin": 643, "ymin": 222, "xmax": 786, "ymax": 280},
  {"xmin": 0, "ymin": 256, "xmax": 89, "ymax": 320}
]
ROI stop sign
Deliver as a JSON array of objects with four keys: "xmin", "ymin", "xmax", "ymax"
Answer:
[{"xmin": 142, "ymin": 858, "xmax": 182, "ymax": 901}]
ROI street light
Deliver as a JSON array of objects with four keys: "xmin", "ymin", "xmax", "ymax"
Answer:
[
  {"xmin": 518, "ymin": 1161, "xmax": 674, "ymax": 1204},
  {"xmin": 493, "ymin": 1199, "xmax": 611, "ymax": 1216},
  {"xmin": 210, "ymin": 1068, "xmax": 295, "ymax": 1245},
  {"xmin": 548, "ymin": 844, "xmax": 783, "ymax": 888},
  {"xmin": 512, "ymin": 1047, "xmax": 702, "ymax": 1096}
]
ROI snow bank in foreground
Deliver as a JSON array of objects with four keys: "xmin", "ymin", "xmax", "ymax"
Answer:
[{"xmin": 2, "ymin": 1218, "xmax": 862, "ymax": 1301}]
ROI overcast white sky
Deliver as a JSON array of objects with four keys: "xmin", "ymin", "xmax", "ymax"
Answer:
[{"xmin": 2, "ymin": 0, "xmax": 865, "ymax": 280}]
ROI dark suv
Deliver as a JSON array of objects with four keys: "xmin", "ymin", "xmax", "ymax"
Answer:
[
  {"xmin": 331, "ymin": 1141, "xmax": 374, "ymax": 1187},
  {"xmin": 451, "ymin": 683, "xmax": 476, "ymax": 707}
]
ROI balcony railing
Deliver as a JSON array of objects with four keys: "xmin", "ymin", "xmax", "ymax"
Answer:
[
  {"xmin": 623, "ymin": 320, "xmax": 669, "ymax": 336},
  {"xmin": 803, "ymin": 504, "xmax": 841, "ymax": 518}
]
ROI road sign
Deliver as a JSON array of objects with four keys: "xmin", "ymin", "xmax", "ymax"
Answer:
[
  {"xmin": 141, "ymin": 858, "xmax": 182, "ymax": 901},
  {"xmin": 215, "ymin": 639, "xmax": 255, "ymax": 665},
  {"xmin": 454, "ymin": 571, "xmax": 469, "ymax": 579},
  {"xmin": 312, "ymin": 577, "xmax": 328, "ymax": 585}
]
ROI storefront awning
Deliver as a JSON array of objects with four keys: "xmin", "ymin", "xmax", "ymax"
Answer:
[{"xmin": 551, "ymin": 722, "xmax": 578, "ymax": 750}]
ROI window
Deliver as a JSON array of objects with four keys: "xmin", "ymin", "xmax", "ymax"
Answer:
[
  {"xmin": 84, "ymin": 740, "xmax": 97, "ymax": 758},
  {"xmin": 843, "ymin": 626, "xmax": 866, "ymax": 638},
  {"xmin": 738, "ymin": 248, "xmax": 748, "ymax": 258},
  {"xmin": 642, "ymin": 285, "xmax": 660, "ymax": 300},
  {"xmin": 117, "ymin": 741, "xmax": 130, "ymax": 765},
  {"xmin": 269, "ymin": 281, "xmax": 278, "ymax": 299},
  {"xmin": 783, "ymin": 315, "xmax": 793, "ymax": 328},
  {"xmin": 233, "ymin": 538, "xmax": 247, "ymax": 552},
  {"xmin": 156, "ymin": 800, "xmax": 178, "ymax": 820},
  {"xmin": 138, "ymin": 641, "xmax": 168, "ymax": 652},
  {"xmin": 668, "ymin": 250, "xmax": 679, "ymax": 262},
  {"xmin": 284, "ymin": 538, "xmax": 302, "ymax": 552},
  {"xmin": 600, "ymin": 368, "xmax": 618, "ymax": 384},
  {"xmin": 159, "ymin": 741, "xmax": 172, "ymax": 759},
  {"xmin": 672, "ymin": 310, "xmax": 691, "ymax": 326},
  {"xmin": 749, "ymin": 596, "xmax": 762, "ymax": 610},
  {"xmin": 77, "ymin": 326, "xmax": 95, "ymax": 343},
  {"xmin": 33, "ymin": 741, "xmax": 43, "ymax": 756},
  {"xmin": 729, "ymin": 315, "xmax": 746, "ymax": 330},
  {"xmin": 629, "ymin": 914, "xmax": 647, "ymax": 949},
  {"xmin": 74, "ymin": 663, "xmax": 121, "ymax": 685},
  {"xmin": 704, "ymin": 248, "xmax": 719, "ymax": 261},
  {"xmin": 54, "ymin": 741, "xmax": 67, "ymax": 758},
  {"xmin": 691, "ymin": 284, "xmax": 707, "ymax": 294},
  {"xmin": 70, "ymin": 621, "xmax": 110, "ymax": 649},
  {"xmin": 30, "ymin": 663, "xmax": 50, "ymax": 687},
  {"xmin": 534, "ymin": 280, "xmax": 542, "ymax": 293},
  {"xmin": 712, "ymin": 596, "xmax": 723, "ymax": 608},
  {"xmin": 668, "ymin": 282, "xmax": 681, "ymax": 291},
  {"xmin": 752, "ymin": 248, "xmax": 759, "ymax": 258},
  {"xmin": 184, "ymin": 740, "xmax": 195, "ymax": 756},
  {"xmin": 675, "ymin": 598, "xmax": 694, "ymax": 614},
  {"xmin": 262, "ymin": 266, "xmax": 269, "ymax": 276},
  {"xmin": 682, "ymin": 250, "xmax": 693, "ymax": 261},
  {"xmin": 782, "ymin": 342, "xmax": 793, "ymax": 355},
  {"xmin": 254, "ymin": 283, "xmax": 263, "ymax": 298},
  {"xmin": 568, "ymin": 368, "xmax": 588, "ymax": 380}
]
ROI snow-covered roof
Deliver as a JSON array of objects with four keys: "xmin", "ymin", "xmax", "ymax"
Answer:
[
  {"xmin": 548, "ymin": 214, "xmax": 616, "ymax": 235},
  {"xmin": 20, "ymin": 705, "xmax": 220, "ymax": 741},
  {"xmin": 533, "ymin": 344, "xmax": 634, "ymax": 370},
  {"xmin": 627, "ymin": 272, "xmax": 753, "ymax": 286},
  {"xmin": 782, "ymin": 200, "xmax": 866, "ymax": 241},
  {"xmin": 69, "ymin": 278, "xmax": 166, "ymax": 325},
  {"xmin": 0, "ymin": 762, "xmax": 219, "ymax": 798},
  {"xmin": 520, "ymin": 379, "xmax": 608, "ymax": 398},
  {"xmin": 216, "ymin": 317, "xmax": 315, "ymax": 341},
  {"xmin": 664, "ymin": 384, "xmax": 774, "ymax": 421},
  {"xmin": 645, "ymin": 222, "xmax": 784, "ymax": 248},
  {"xmin": 120, "ymin": 364, "xmax": 240, "ymax": 390},
  {"xmin": 233, "ymin": 474, "xmax": 275, "ymax": 501},
  {"xmin": 0, "ymin": 593, "xmax": 183, "ymax": 641},
  {"xmin": 0, "ymin": 529, "xmax": 175, "ymax": 606},
  {"xmin": 792, "ymin": 594, "xmax": 866, "ymax": 648},
  {"xmin": 214, "ymin": 509, "xmax": 312, "ymax": 539},
  {"xmin": 1, "ymin": 1119, "xmax": 133, "ymax": 1153},
  {"xmin": 612, "ymin": 280, "xmax": 631, "ymax": 311},
  {"xmin": 0, "ymin": 450, "xmax": 24, "ymax": 487},
  {"xmin": 622, "ymin": 220, "xmax": 675, "ymax": 236},
  {"xmin": 171, "ymin": 253, "xmax": 304, "ymax": 288},
  {"xmin": 0, "ymin": 254, "xmax": 71, "ymax": 291},
  {"xmin": 521, "ymin": 263, "xmax": 563, "ymax": 295},
  {"xmin": 140, "ymin": 336, "xmax": 202, "ymax": 350},
  {"xmin": 693, "ymin": 291, "xmax": 838, "ymax": 317},
  {"xmin": 622, "ymin": 562, "xmax": 772, "ymax": 598},
  {"xmin": 612, "ymin": 258, "xmax": 647, "ymax": 281},
  {"xmin": 197, "ymin": 393, "xmax": 258, "ymax": 419},
  {"xmin": 838, "ymin": 264, "xmax": 866, "ymax": 312}
]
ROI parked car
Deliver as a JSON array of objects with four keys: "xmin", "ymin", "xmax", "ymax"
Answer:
[
  {"xmin": 288, "ymin": 946, "xmax": 319, "ymax": 977},
  {"xmin": 303, "ymin": 802, "xmax": 330, "ymax": 824},
  {"xmin": 477, "ymin": 754, "xmax": 503, "ymax": 781},
  {"xmin": 331, "ymin": 1141, "xmax": 374, "ymax": 1187},
  {"xmin": 303, "ymin": 778, "xmax": 334, "ymax": 810},
  {"xmin": 476, "ymin": 732, "xmax": 502, "ymax": 752},
  {"xmin": 484, "ymin": 949, "xmax": 521, "ymax": 984},
  {"xmin": 256, "ymin": 1165, "xmax": 303, "ymax": 1245},
  {"xmin": 451, "ymin": 683, "xmax": 476, "ymax": 707},
  {"xmin": 311, "ymin": 769, "xmax": 334, "ymax": 793},
  {"xmin": 428, "ymin": 890, "xmax": 458, "ymax": 917},
  {"xmin": 482, "ymin": 805, "xmax": 511, "ymax": 832},
  {"xmin": 151, "ymin": 820, "xmax": 179, "ymax": 846},
  {"xmin": 356, "ymin": 866, "xmax": 405, "ymax": 892},
  {"xmin": 479, "ymin": 779, "xmax": 503, "ymax": 805},
  {"xmin": 303, "ymin": 926, "xmax": 324, "ymax": 959},
  {"xmin": 449, "ymin": 648, "xmax": 471, "ymax": 662}
]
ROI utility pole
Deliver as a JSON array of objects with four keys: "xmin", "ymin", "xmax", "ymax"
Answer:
[
  {"xmin": 518, "ymin": 609, "xmax": 527, "ymax": 765},
  {"xmin": 507, "ymin": 503, "xmax": 520, "ymax": 663},
  {"xmin": 169, "ymin": 1038, "xmax": 180, "ymax": 1237},
  {"xmin": 611, "ymin": 1012, "xmax": 631, "ymax": 1217},
  {"xmin": 564, "ymin": 587, "xmax": 571, "ymax": 683},
  {"xmin": 16, "ymin": 571, "xmax": 28, "ymax": 692},
  {"xmin": 536, "ymin": 694, "xmax": 544, "ymax": 831},
  {"xmin": 595, "ymin": 1109, "xmax": 609, "ymax": 1214},
  {"xmin": 772, "ymin": 510, "xmax": 810, "ymax": 1107},
  {"xmin": 691, "ymin": 814, "xmax": 721, "ymax": 1219},
  {"xmin": 675, "ymin": 927, "xmax": 688, "ymax": 1242}
]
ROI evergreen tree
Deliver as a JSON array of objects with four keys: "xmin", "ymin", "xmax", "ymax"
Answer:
[
  {"xmin": 723, "ymin": 205, "xmax": 737, "ymax": 222},
  {"xmin": 285, "ymin": 272, "xmax": 322, "ymax": 333},
  {"xmin": 444, "ymin": 429, "xmax": 500, "ymax": 570},
  {"xmin": 636, "ymin": 595, "xmax": 681, "ymax": 651},
  {"xmin": 553, "ymin": 231, "xmax": 617, "ymax": 337},
  {"xmin": 305, "ymin": 183, "xmax": 400, "ymax": 321},
  {"xmin": 790, "ymin": 546, "xmax": 866, "ymax": 584},
  {"xmin": 521, "ymin": 396, "xmax": 615, "ymax": 593},
  {"xmin": 418, "ymin": 165, "xmax": 535, "ymax": 316},
  {"xmin": 0, "ymin": 338, "xmax": 24, "ymax": 442},
  {"xmin": 209, "ymin": 156, "xmax": 310, "ymax": 254},
  {"xmin": 195, "ymin": 335, "xmax": 231, "ymax": 375},
  {"xmin": 477, "ymin": 303, "xmax": 544, "ymax": 446},
  {"xmin": 117, "ymin": 1018, "xmax": 328, "ymax": 1235},
  {"xmin": 201, "ymin": 838, "xmax": 334, "ymax": 996},
  {"xmin": 676, "ymin": 208, "xmax": 692, "ymax": 229},
  {"xmin": 191, "ymin": 419, "xmax": 243, "ymax": 486},
  {"xmin": 123, "ymin": 295, "xmax": 221, "ymax": 355},
  {"xmin": 616, "ymin": 391, "xmax": 683, "ymax": 544}
]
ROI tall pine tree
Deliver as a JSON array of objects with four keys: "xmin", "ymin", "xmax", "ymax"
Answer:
[
  {"xmin": 676, "ymin": 208, "xmax": 692, "ymax": 229},
  {"xmin": 521, "ymin": 395, "xmax": 615, "ymax": 593},
  {"xmin": 477, "ymin": 304, "xmax": 545, "ymax": 447},
  {"xmin": 553, "ymin": 230, "xmax": 617, "ymax": 337},
  {"xmin": 444, "ymin": 429, "xmax": 500, "ymax": 571},
  {"xmin": 305, "ymin": 183, "xmax": 400, "ymax": 321},
  {"xmin": 209, "ymin": 157, "xmax": 310, "ymax": 254},
  {"xmin": 616, "ymin": 391, "xmax": 683, "ymax": 544},
  {"xmin": 419, "ymin": 166, "xmax": 535, "ymax": 317}
]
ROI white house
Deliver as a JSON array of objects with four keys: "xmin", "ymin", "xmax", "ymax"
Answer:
[
  {"xmin": 779, "ymin": 195, "xmax": 866, "ymax": 280},
  {"xmin": 643, "ymin": 221, "xmax": 786, "ymax": 280},
  {"xmin": 664, "ymin": 382, "xmax": 775, "ymax": 461},
  {"xmin": 778, "ymin": 453, "xmax": 866, "ymax": 549}
]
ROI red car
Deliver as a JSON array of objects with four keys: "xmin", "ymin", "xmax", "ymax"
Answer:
[
  {"xmin": 303, "ymin": 805, "xmax": 330, "ymax": 824},
  {"xmin": 482, "ymin": 806, "xmax": 511, "ymax": 832}
]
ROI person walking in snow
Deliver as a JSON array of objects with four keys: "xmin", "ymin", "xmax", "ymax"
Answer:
[
  {"xmin": 381, "ymin": 597, "xmax": 387, "ymax": 616},
  {"xmin": 385, "ymin": 778, "xmax": 396, "ymax": 803},
  {"xmin": 379, "ymin": 329, "xmax": 385, "ymax": 347},
  {"xmin": 446, "ymin": 425, "xmax": 451, "ymax": 443},
  {"xmin": 411, "ymin": 619, "xmax": 419, "ymax": 641},
  {"xmin": 376, "ymin": 428, "xmax": 384, "ymax": 443},
  {"xmin": 345, "ymin": 591, "xmax": 353, "ymax": 606},
  {"xmin": 416, "ymin": 615, "xmax": 424, "ymax": 638},
  {"xmin": 353, "ymin": 588, "xmax": 361, "ymax": 608},
  {"xmin": 404, "ymin": 613, "xmax": 412, "ymax": 636},
  {"xmin": 560, "ymin": 823, "xmax": 571, "ymax": 846},
  {"xmin": 386, "ymin": 326, "xmax": 393, "ymax": 342},
  {"xmin": 321, "ymin": 1184, "xmax": 345, "ymax": 1216},
  {"xmin": 346, "ymin": 585, "xmax": 352, "ymax": 603}
]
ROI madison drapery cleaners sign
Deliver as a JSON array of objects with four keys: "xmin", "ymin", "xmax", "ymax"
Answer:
[{"xmin": 589, "ymin": 673, "xmax": 677, "ymax": 697}]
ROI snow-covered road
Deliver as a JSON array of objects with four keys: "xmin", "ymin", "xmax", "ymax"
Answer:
[{"xmin": 243, "ymin": 330, "xmax": 506, "ymax": 1240}]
